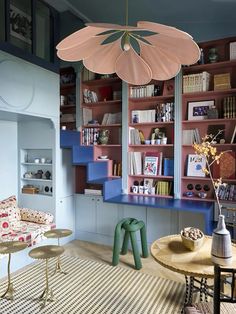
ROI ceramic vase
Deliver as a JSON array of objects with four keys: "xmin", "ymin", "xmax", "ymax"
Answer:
[
  {"xmin": 208, "ymin": 47, "xmax": 219, "ymax": 63},
  {"xmin": 98, "ymin": 129, "xmax": 109, "ymax": 145},
  {"xmin": 211, "ymin": 214, "xmax": 232, "ymax": 266}
]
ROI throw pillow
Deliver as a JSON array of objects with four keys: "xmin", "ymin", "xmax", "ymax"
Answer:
[
  {"xmin": 0, "ymin": 195, "xmax": 21, "ymax": 221},
  {"xmin": 19, "ymin": 207, "xmax": 54, "ymax": 225}
]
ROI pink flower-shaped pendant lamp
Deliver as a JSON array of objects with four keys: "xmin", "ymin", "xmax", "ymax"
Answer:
[{"xmin": 56, "ymin": 21, "xmax": 200, "ymax": 85}]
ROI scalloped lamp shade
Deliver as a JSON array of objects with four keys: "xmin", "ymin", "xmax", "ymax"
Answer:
[{"xmin": 56, "ymin": 21, "xmax": 200, "ymax": 85}]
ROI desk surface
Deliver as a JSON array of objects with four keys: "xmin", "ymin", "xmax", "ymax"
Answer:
[{"xmin": 151, "ymin": 235, "xmax": 236, "ymax": 278}]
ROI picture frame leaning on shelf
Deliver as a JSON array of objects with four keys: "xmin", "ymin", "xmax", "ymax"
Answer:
[{"xmin": 187, "ymin": 100, "xmax": 215, "ymax": 120}]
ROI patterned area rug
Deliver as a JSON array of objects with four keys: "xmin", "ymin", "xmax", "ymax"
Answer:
[{"xmin": 0, "ymin": 255, "xmax": 185, "ymax": 314}]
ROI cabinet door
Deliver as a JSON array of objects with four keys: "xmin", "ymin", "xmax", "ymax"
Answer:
[
  {"xmin": 96, "ymin": 197, "xmax": 119, "ymax": 236},
  {"xmin": 75, "ymin": 195, "xmax": 96, "ymax": 233}
]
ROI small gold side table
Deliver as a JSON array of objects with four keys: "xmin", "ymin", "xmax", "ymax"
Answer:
[
  {"xmin": 29, "ymin": 245, "xmax": 64, "ymax": 308},
  {"xmin": 0, "ymin": 241, "xmax": 28, "ymax": 300},
  {"xmin": 44, "ymin": 229, "xmax": 72, "ymax": 275}
]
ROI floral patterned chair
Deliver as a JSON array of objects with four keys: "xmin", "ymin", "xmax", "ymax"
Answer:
[{"xmin": 0, "ymin": 195, "xmax": 55, "ymax": 247}]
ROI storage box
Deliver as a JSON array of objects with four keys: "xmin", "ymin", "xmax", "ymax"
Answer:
[
  {"xmin": 214, "ymin": 73, "xmax": 231, "ymax": 91},
  {"xmin": 22, "ymin": 187, "xmax": 39, "ymax": 194}
]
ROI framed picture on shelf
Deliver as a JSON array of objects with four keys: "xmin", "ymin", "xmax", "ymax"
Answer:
[
  {"xmin": 9, "ymin": 5, "xmax": 32, "ymax": 45},
  {"xmin": 188, "ymin": 100, "xmax": 215, "ymax": 120},
  {"xmin": 186, "ymin": 154, "xmax": 206, "ymax": 177}
]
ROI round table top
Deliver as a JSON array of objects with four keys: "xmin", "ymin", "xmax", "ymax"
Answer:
[
  {"xmin": 0, "ymin": 241, "xmax": 28, "ymax": 254},
  {"xmin": 29, "ymin": 245, "xmax": 64, "ymax": 260},
  {"xmin": 151, "ymin": 235, "xmax": 236, "ymax": 278},
  {"xmin": 44, "ymin": 229, "xmax": 72, "ymax": 239}
]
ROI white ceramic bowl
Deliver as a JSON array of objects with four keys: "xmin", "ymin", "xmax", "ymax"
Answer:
[{"xmin": 100, "ymin": 155, "xmax": 108, "ymax": 159}]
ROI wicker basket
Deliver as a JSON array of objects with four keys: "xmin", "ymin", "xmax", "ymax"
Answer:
[{"xmin": 181, "ymin": 227, "xmax": 204, "ymax": 251}]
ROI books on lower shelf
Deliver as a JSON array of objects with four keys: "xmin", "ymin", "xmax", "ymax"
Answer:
[
  {"xmin": 82, "ymin": 128, "xmax": 99, "ymax": 145},
  {"xmin": 186, "ymin": 154, "xmax": 206, "ymax": 177},
  {"xmin": 218, "ymin": 184, "xmax": 236, "ymax": 201},
  {"xmin": 163, "ymin": 158, "xmax": 174, "ymax": 176},
  {"xmin": 113, "ymin": 161, "xmax": 122, "ymax": 176},
  {"xmin": 156, "ymin": 181, "xmax": 172, "ymax": 196},
  {"xmin": 129, "ymin": 152, "xmax": 142, "ymax": 175},
  {"xmin": 182, "ymin": 129, "xmax": 201, "ymax": 145},
  {"xmin": 183, "ymin": 71, "xmax": 210, "ymax": 93}
]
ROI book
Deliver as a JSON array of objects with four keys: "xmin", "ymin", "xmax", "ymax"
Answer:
[
  {"xmin": 186, "ymin": 154, "xmax": 206, "ymax": 177},
  {"xmin": 143, "ymin": 152, "xmax": 161, "ymax": 176},
  {"xmin": 163, "ymin": 158, "xmax": 174, "ymax": 176},
  {"xmin": 212, "ymin": 151, "xmax": 236, "ymax": 179},
  {"xmin": 214, "ymin": 73, "xmax": 231, "ymax": 91},
  {"xmin": 231, "ymin": 125, "xmax": 236, "ymax": 144}
]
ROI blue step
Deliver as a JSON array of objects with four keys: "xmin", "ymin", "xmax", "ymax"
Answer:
[{"xmin": 60, "ymin": 130, "xmax": 122, "ymax": 199}]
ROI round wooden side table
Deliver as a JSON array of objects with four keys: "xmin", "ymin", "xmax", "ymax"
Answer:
[
  {"xmin": 44, "ymin": 229, "xmax": 72, "ymax": 275},
  {"xmin": 0, "ymin": 241, "xmax": 28, "ymax": 300},
  {"xmin": 29, "ymin": 245, "xmax": 64, "ymax": 308}
]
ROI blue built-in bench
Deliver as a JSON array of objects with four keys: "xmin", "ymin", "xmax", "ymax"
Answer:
[{"xmin": 60, "ymin": 130, "xmax": 214, "ymax": 235}]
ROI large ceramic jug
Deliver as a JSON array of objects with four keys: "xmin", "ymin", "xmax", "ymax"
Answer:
[{"xmin": 98, "ymin": 129, "xmax": 109, "ymax": 145}]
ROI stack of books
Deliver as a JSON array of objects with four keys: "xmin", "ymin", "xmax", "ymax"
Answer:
[
  {"xmin": 83, "ymin": 89, "xmax": 98, "ymax": 103},
  {"xmin": 129, "ymin": 152, "xmax": 142, "ymax": 175},
  {"xmin": 113, "ymin": 161, "xmax": 122, "ymax": 176},
  {"xmin": 102, "ymin": 112, "xmax": 122, "ymax": 125},
  {"xmin": 131, "ymin": 109, "xmax": 156, "ymax": 123},
  {"xmin": 156, "ymin": 181, "xmax": 172, "ymax": 196},
  {"xmin": 182, "ymin": 129, "xmax": 201, "ymax": 145},
  {"xmin": 218, "ymin": 184, "xmax": 236, "ymax": 201},
  {"xmin": 130, "ymin": 84, "xmax": 155, "ymax": 98},
  {"xmin": 222, "ymin": 96, "xmax": 236, "ymax": 118},
  {"xmin": 156, "ymin": 102, "xmax": 174, "ymax": 122},
  {"xmin": 129, "ymin": 127, "xmax": 142, "ymax": 145},
  {"xmin": 183, "ymin": 71, "xmax": 210, "ymax": 93},
  {"xmin": 82, "ymin": 128, "xmax": 99, "ymax": 145}
]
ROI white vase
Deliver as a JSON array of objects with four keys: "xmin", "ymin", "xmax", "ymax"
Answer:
[{"xmin": 211, "ymin": 214, "xmax": 232, "ymax": 266}]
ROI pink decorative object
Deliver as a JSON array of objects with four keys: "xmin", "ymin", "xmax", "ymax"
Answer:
[{"xmin": 56, "ymin": 22, "xmax": 200, "ymax": 85}]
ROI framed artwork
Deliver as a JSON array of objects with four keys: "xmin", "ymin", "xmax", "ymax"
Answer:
[
  {"xmin": 188, "ymin": 100, "xmax": 215, "ymax": 120},
  {"xmin": 10, "ymin": 5, "xmax": 32, "ymax": 45},
  {"xmin": 163, "ymin": 79, "xmax": 174, "ymax": 96}
]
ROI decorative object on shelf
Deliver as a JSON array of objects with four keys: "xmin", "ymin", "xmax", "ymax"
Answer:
[
  {"xmin": 193, "ymin": 131, "xmax": 232, "ymax": 265},
  {"xmin": 186, "ymin": 154, "xmax": 206, "ymax": 177},
  {"xmin": 207, "ymin": 124, "xmax": 225, "ymax": 144},
  {"xmin": 187, "ymin": 100, "xmax": 215, "ymax": 120},
  {"xmin": 98, "ymin": 129, "xmax": 109, "ymax": 145},
  {"xmin": 56, "ymin": 0, "xmax": 200, "ymax": 85},
  {"xmin": 198, "ymin": 192, "xmax": 207, "ymax": 199},
  {"xmin": 207, "ymin": 106, "xmax": 219, "ymax": 119},
  {"xmin": 35, "ymin": 170, "xmax": 43, "ymax": 179},
  {"xmin": 44, "ymin": 171, "xmax": 51, "ymax": 180},
  {"xmin": 214, "ymin": 73, "xmax": 231, "ymax": 91},
  {"xmin": 181, "ymin": 227, "xmax": 204, "ymax": 251},
  {"xmin": 229, "ymin": 41, "xmax": 236, "ymax": 60},
  {"xmin": 208, "ymin": 47, "xmax": 219, "ymax": 63}
]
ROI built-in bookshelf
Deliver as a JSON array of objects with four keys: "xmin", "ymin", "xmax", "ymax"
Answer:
[
  {"xmin": 128, "ymin": 79, "xmax": 175, "ymax": 198},
  {"xmin": 182, "ymin": 36, "xmax": 236, "ymax": 203},
  {"xmin": 60, "ymin": 67, "xmax": 76, "ymax": 130},
  {"xmin": 81, "ymin": 71, "xmax": 122, "ymax": 177}
]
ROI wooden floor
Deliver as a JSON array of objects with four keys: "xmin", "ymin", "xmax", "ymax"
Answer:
[{"xmin": 64, "ymin": 239, "xmax": 185, "ymax": 284}]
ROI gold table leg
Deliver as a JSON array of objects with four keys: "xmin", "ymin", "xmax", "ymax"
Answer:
[
  {"xmin": 53, "ymin": 238, "xmax": 67, "ymax": 275},
  {"xmin": 39, "ymin": 259, "xmax": 56, "ymax": 308},
  {"xmin": 1, "ymin": 253, "xmax": 15, "ymax": 300}
]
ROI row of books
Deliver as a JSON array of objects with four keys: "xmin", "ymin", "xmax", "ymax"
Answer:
[
  {"xmin": 82, "ymin": 128, "xmax": 99, "ymax": 145},
  {"xmin": 129, "ymin": 151, "xmax": 174, "ymax": 176},
  {"xmin": 83, "ymin": 88, "xmax": 98, "ymax": 103},
  {"xmin": 156, "ymin": 102, "xmax": 174, "ymax": 122},
  {"xmin": 131, "ymin": 179, "xmax": 172, "ymax": 196},
  {"xmin": 183, "ymin": 71, "xmax": 210, "ymax": 93},
  {"xmin": 218, "ymin": 184, "xmax": 236, "ymax": 201},
  {"xmin": 130, "ymin": 84, "xmax": 156, "ymax": 98},
  {"xmin": 113, "ymin": 161, "xmax": 122, "ymax": 176},
  {"xmin": 156, "ymin": 181, "xmax": 172, "ymax": 196},
  {"xmin": 222, "ymin": 96, "xmax": 236, "ymax": 118},
  {"xmin": 182, "ymin": 128, "xmax": 201, "ymax": 145},
  {"xmin": 102, "ymin": 112, "xmax": 122, "ymax": 125},
  {"xmin": 131, "ymin": 109, "xmax": 156, "ymax": 123}
]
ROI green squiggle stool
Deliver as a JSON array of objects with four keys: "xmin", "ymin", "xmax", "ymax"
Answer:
[{"xmin": 112, "ymin": 218, "xmax": 149, "ymax": 270}]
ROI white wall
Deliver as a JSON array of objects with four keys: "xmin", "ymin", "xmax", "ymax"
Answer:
[{"xmin": 0, "ymin": 120, "xmax": 18, "ymax": 200}]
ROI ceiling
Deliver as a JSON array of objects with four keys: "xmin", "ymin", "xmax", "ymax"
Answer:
[{"xmin": 46, "ymin": 0, "xmax": 236, "ymax": 41}]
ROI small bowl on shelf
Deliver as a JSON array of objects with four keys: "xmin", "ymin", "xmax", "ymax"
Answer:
[{"xmin": 181, "ymin": 227, "xmax": 205, "ymax": 251}]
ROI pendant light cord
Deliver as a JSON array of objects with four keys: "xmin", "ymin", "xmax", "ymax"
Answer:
[{"xmin": 125, "ymin": 0, "xmax": 129, "ymax": 25}]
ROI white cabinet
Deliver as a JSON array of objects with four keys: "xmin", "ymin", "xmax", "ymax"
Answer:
[
  {"xmin": 75, "ymin": 194, "xmax": 119, "ymax": 238},
  {"xmin": 20, "ymin": 149, "xmax": 53, "ymax": 197}
]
